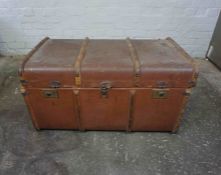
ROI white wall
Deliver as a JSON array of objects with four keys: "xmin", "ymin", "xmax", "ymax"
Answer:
[{"xmin": 0, "ymin": 0, "xmax": 220, "ymax": 57}]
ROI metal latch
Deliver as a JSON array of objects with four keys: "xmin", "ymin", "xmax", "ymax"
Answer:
[
  {"xmin": 42, "ymin": 81, "xmax": 61, "ymax": 98},
  {"xmin": 100, "ymin": 81, "xmax": 112, "ymax": 98},
  {"xmin": 156, "ymin": 81, "xmax": 168, "ymax": 88},
  {"xmin": 42, "ymin": 89, "xmax": 58, "ymax": 98},
  {"xmin": 50, "ymin": 80, "xmax": 61, "ymax": 88},
  {"xmin": 152, "ymin": 89, "xmax": 169, "ymax": 99}
]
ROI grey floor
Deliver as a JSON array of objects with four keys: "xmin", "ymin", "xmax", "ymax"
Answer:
[{"xmin": 0, "ymin": 56, "xmax": 221, "ymax": 175}]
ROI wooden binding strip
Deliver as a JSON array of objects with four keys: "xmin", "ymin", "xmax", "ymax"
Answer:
[
  {"xmin": 172, "ymin": 88, "xmax": 191, "ymax": 133},
  {"xmin": 73, "ymin": 37, "xmax": 89, "ymax": 131},
  {"xmin": 127, "ymin": 90, "xmax": 136, "ymax": 131},
  {"xmin": 24, "ymin": 94, "xmax": 40, "ymax": 130},
  {"xmin": 126, "ymin": 37, "xmax": 141, "ymax": 87},
  {"xmin": 74, "ymin": 90, "xmax": 84, "ymax": 131},
  {"xmin": 19, "ymin": 37, "xmax": 49, "ymax": 76},
  {"xmin": 74, "ymin": 37, "xmax": 90, "ymax": 86}
]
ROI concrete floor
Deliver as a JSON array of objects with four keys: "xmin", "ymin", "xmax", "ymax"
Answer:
[{"xmin": 0, "ymin": 56, "xmax": 221, "ymax": 175}]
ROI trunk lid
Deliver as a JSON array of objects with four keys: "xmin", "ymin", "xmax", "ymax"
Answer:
[{"xmin": 21, "ymin": 37, "xmax": 197, "ymax": 89}]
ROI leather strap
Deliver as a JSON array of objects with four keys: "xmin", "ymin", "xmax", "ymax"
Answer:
[
  {"xmin": 74, "ymin": 37, "xmax": 89, "ymax": 86},
  {"xmin": 126, "ymin": 37, "xmax": 141, "ymax": 87}
]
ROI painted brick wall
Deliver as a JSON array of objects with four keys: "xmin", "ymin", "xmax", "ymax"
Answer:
[{"xmin": 0, "ymin": 0, "xmax": 220, "ymax": 57}]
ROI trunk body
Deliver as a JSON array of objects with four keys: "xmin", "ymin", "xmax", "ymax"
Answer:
[{"xmin": 19, "ymin": 37, "xmax": 198, "ymax": 132}]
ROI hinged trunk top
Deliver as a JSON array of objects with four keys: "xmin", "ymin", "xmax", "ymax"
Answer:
[
  {"xmin": 21, "ymin": 38, "xmax": 82, "ymax": 88},
  {"xmin": 20, "ymin": 37, "xmax": 197, "ymax": 88},
  {"xmin": 80, "ymin": 39, "xmax": 134, "ymax": 88}
]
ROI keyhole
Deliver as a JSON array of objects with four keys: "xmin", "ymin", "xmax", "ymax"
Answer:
[
  {"xmin": 42, "ymin": 90, "xmax": 58, "ymax": 98},
  {"xmin": 159, "ymin": 92, "xmax": 165, "ymax": 97},
  {"xmin": 47, "ymin": 93, "xmax": 52, "ymax": 97}
]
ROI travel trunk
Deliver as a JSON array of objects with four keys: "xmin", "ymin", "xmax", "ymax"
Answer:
[{"xmin": 19, "ymin": 37, "xmax": 198, "ymax": 132}]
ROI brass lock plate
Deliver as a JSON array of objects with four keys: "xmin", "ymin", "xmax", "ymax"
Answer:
[
  {"xmin": 42, "ymin": 89, "xmax": 58, "ymax": 98},
  {"xmin": 152, "ymin": 89, "xmax": 169, "ymax": 99}
]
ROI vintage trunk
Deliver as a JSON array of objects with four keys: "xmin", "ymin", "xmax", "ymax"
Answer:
[{"xmin": 19, "ymin": 37, "xmax": 198, "ymax": 132}]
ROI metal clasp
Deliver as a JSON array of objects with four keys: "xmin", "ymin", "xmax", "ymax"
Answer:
[
  {"xmin": 156, "ymin": 81, "xmax": 168, "ymax": 88},
  {"xmin": 42, "ymin": 89, "xmax": 58, "ymax": 98},
  {"xmin": 100, "ymin": 81, "xmax": 112, "ymax": 98},
  {"xmin": 43, "ymin": 80, "xmax": 60, "ymax": 98},
  {"xmin": 50, "ymin": 80, "xmax": 61, "ymax": 88},
  {"xmin": 152, "ymin": 89, "xmax": 169, "ymax": 99}
]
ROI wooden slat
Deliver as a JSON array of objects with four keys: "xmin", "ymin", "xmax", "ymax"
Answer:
[
  {"xmin": 74, "ymin": 37, "xmax": 90, "ymax": 86},
  {"xmin": 126, "ymin": 37, "xmax": 141, "ymax": 87}
]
